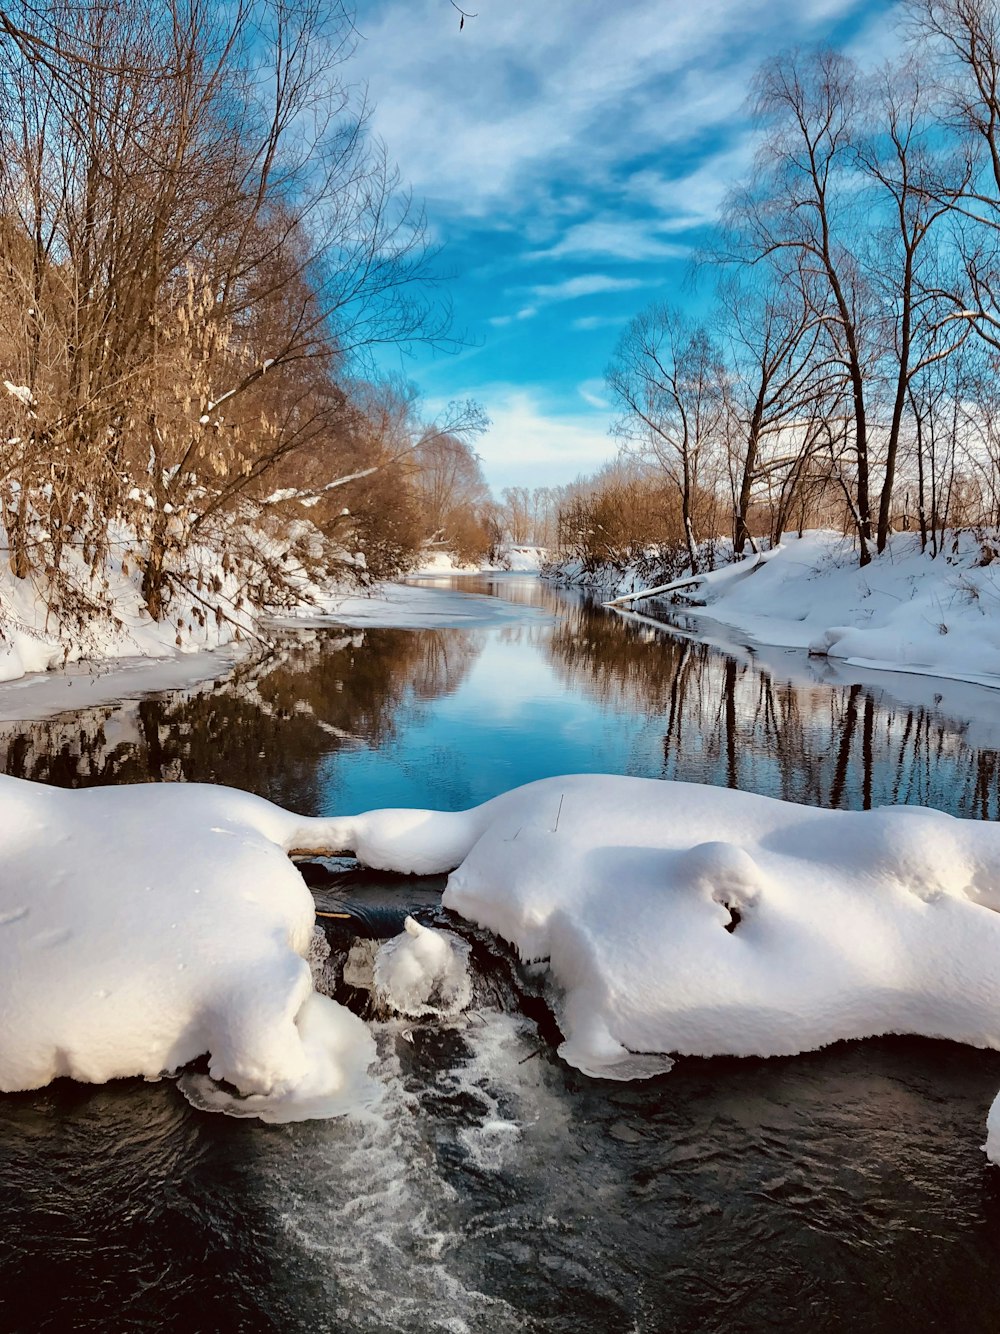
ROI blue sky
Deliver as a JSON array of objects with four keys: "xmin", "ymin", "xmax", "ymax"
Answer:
[{"xmin": 350, "ymin": 0, "xmax": 902, "ymax": 493}]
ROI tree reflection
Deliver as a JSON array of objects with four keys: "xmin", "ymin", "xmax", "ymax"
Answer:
[
  {"xmin": 0, "ymin": 626, "xmax": 483, "ymax": 814},
  {"xmin": 1, "ymin": 593, "xmax": 997, "ymax": 824},
  {"xmin": 547, "ymin": 597, "xmax": 1000, "ymax": 820}
]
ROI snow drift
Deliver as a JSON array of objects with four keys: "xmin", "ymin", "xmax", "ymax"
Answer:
[
  {"xmin": 6, "ymin": 768, "xmax": 1000, "ymax": 1158},
  {"xmin": 318, "ymin": 773, "xmax": 1000, "ymax": 1155},
  {"xmin": 553, "ymin": 530, "xmax": 1000, "ymax": 691},
  {"xmin": 0, "ymin": 774, "xmax": 377, "ymax": 1121}
]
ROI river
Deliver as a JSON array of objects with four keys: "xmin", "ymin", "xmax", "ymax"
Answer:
[{"xmin": 2, "ymin": 573, "xmax": 1000, "ymax": 1333}]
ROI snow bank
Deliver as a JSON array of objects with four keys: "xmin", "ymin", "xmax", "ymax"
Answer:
[
  {"xmin": 0, "ymin": 518, "xmax": 266, "ymax": 686},
  {"xmin": 555, "ymin": 531, "xmax": 1000, "ymax": 691},
  {"xmin": 0, "ymin": 774, "xmax": 376, "ymax": 1120},
  {"xmin": 10, "ymin": 766, "xmax": 1000, "ymax": 1156},
  {"xmin": 0, "ymin": 643, "xmax": 248, "ymax": 725},
  {"xmin": 410, "ymin": 546, "xmax": 547, "ymax": 576},
  {"xmin": 409, "ymin": 551, "xmax": 483, "ymax": 575},
  {"xmin": 0, "ymin": 504, "xmax": 373, "ymax": 690},
  {"xmin": 319, "ymin": 773, "xmax": 1000, "ymax": 1149},
  {"xmin": 689, "ymin": 531, "xmax": 1000, "ymax": 688},
  {"xmin": 501, "ymin": 545, "xmax": 547, "ymax": 572}
]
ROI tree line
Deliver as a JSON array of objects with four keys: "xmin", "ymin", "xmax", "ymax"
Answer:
[{"xmin": 564, "ymin": 0, "xmax": 1000, "ymax": 573}]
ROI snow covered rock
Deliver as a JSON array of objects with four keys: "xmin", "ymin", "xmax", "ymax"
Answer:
[
  {"xmin": 321, "ymin": 774, "xmax": 1000, "ymax": 1097},
  {"xmin": 0, "ymin": 774, "xmax": 376, "ymax": 1121},
  {"xmin": 373, "ymin": 916, "xmax": 472, "ymax": 1017}
]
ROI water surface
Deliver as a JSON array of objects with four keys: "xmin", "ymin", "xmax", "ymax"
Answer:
[{"xmin": 2, "ymin": 573, "xmax": 1000, "ymax": 1333}]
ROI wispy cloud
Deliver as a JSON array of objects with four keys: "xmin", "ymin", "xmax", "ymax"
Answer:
[
  {"xmin": 488, "ymin": 275, "xmax": 645, "ymax": 328},
  {"xmin": 529, "ymin": 219, "xmax": 691, "ymax": 262},
  {"xmin": 572, "ymin": 314, "xmax": 629, "ymax": 332},
  {"xmin": 354, "ymin": 0, "xmax": 876, "ymax": 219},
  {"xmin": 527, "ymin": 274, "xmax": 645, "ymax": 304},
  {"xmin": 488, "ymin": 305, "xmax": 537, "ymax": 328},
  {"xmin": 577, "ymin": 378, "xmax": 610, "ymax": 409},
  {"xmin": 358, "ymin": 0, "xmax": 894, "ymax": 488},
  {"xmin": 622, "ymin": 141, "xmax": 760, "ymax": 233}
]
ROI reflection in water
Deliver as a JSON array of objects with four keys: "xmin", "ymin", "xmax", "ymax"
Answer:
[
  {"xmin": 0, "ymin": 575, "xmax": 996, "ymax": 821},
  {"xmin": 3, "ymin": 574, "xmax": 1000, "ymax": 1333},
  {"xmin": 0, "ymin": 626, "xmax": 484, "ymax": 814},
  {"xmin": 544, "ymin": 590, "xmax": 1000, "ymax": 820}
]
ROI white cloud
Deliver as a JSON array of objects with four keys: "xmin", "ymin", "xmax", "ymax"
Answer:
[
  {"xmin": 529, "ymin": 218, "xmax": 691, "ymax": 262},
  {"xmin": 623, "ymin": 139, "xmax": 760, "ymax": 232},
  {"xmin": 488, "ymin": 305, "xmax": 538, "ymax": 327},
  {"xmin": 527, "ymin": 274, "xmax": 645, "ymax": 304},
  {"xmin": 425, "ymin": 383, "xmax": 617, "ymax": 490},
  {"xmin": 486, "ymin": 274, "xmax": 645, "ymax": 326},
  {"xmin": 843, "ymin": 0, "xmax": 907, "ymax": 66},
  {"xmin": 352, "ymin": 0, "xmax": 875, "ymax": 219},
  {"xmin": 572, "ymin": 314, "xmax": 629, "ymax": 332},
  {"xmin": 577, "ymin": 378, "xmax": 610, "ymax": 409}
]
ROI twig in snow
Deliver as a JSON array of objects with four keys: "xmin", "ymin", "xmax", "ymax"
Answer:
[{"xmin": 552, "ymin": 793, "xmax": 564, "ymax": 833}]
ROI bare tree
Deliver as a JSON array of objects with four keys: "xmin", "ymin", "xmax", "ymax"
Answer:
[
  {"xmin": 717, "ymin": 264, "xmax": 832, "ymax": 553},
  {"xmin": 858, "ymin": 59, "xmax": 968, "ymax": 552},
  {"xmin": 740, "ymin": 49, "xmax": 879, "ymax": 562},
  {"xmin": 607, "ymin": 306, "xmax": 726, "ymax": 573},
  {"xmin": 0, "ymin": 0, "xmax": 450, "ymax": 623}
]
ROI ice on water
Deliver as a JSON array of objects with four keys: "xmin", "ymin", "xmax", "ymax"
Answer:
[{"xmin": 373, "ymin": 917, "xmax": 473, "ymax": 1018}]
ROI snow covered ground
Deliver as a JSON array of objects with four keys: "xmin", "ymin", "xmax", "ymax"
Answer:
[
  {"xmin": 4, "ymin": 527, "xmax": 1000, "ymax": 1167},
  {"xmin": 0, "ymin": 531, "xmax": 547, "ymax": 693},
  {"xmin": 0, "ymin": 505, "xmax": 349, "ymax": 686},
  {"xmin": 0, "ymin": 526, "xmax": 252, "ymax": 684},
  {"xmin": 6, "ymin": 767, "xmax": 1000, "ymax": 1163},
  {"xmin": 410, "ymin": 546, "xmax": 547, "ymax": 576},
  {"xmin": 557, "ymin": 530, "xmax": 1000, "ymax": 691}
]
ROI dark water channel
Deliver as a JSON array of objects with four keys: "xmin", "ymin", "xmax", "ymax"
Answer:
[{"xmin": 3, "ymin": 573, "xmax": 1000, "ymax": 1333}]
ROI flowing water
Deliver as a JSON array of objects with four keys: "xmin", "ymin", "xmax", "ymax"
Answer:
[{"xmin": 3, "ymin": 573, "xmax": 1000, "ymax": 1333}]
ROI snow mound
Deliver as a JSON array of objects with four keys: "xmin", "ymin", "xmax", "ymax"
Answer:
[
  {"xmin": 685, "ymin": 530, "xmax": 1000, "ymax": 689},
  {"xmin": 322, "ymin": 774, "xmax": 1000, "ymax": 1117},
  {"xmin": 502, "ymin": 546, "xmax": 547, "ymax": 572},
  {"xmin": 10, "ymin": 767, "xmax": 1000, "ymax": 1157},
  {"xmin": 0, "ymin": 775, "xmax": 377, "ymax": 1120},
  {"xmin": 373, "ymin": 916, "xmax": 472, "ymax": 1017},
  {"xmin": 177, "ymin": 993, "xmax": 373, "ymax": 1123}
]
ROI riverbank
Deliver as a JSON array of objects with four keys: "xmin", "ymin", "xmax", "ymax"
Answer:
[
  {"xmin": 0, "ymin": 519, "xmax": 548, "ymax": 693},
  {"xmin": 0, "ymin": 507, "xmax": 368, "ymax": 686},
  {"xmin": 551, "ymin": 529, "xmax": 1000, "ymax": 690}
]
